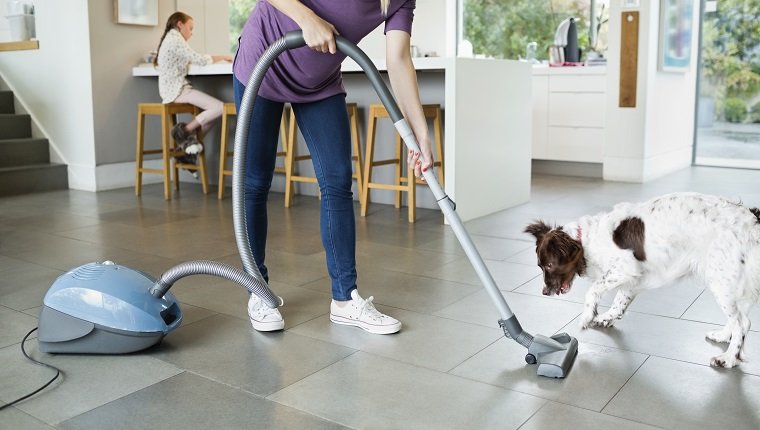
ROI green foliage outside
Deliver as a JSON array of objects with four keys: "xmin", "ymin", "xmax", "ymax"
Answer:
[
  {"xmin": 462, "ymin": 0, "xmax": 609, "ymax": 61},
  {"xmin": 750, "ymin": 101, "xmax": 760, "ymax": 123},
  {"xmin": 724, "ymin": 97, "xmax": 748, "ymax": 122},
  {"xmin": 229, "ymin": 0, "xmax": 258, "ymax": 53},
  {"xmin": 700, "ymin": 0, "xmax": 759, "ymax": 122}
]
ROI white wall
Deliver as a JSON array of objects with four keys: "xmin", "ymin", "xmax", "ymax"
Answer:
[
  {"xmin": 603, "ymin": 0, "xmax": 698, "ymax": 182},
  {"xmin": 358, "ymin": 0, "xmax": 447, "ymax": 59},
  {"xmin": 177, "ymin": 0, "xmax": 231, "ymax": 55},
  {"xmin": 0, "ymin": 0, "xmax": 97, "ymax": 190}
]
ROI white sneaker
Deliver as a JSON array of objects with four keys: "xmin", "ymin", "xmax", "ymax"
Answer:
[
  {"xmin": 184, "ymin": 142, "xmax": 203, "ymax": 155},
  {"xmin": 329, "ymin": 290, "xmax": 401, "ymax": 334},
  {"xmin": 247, "ymin": 294, "xmax": 284, "ymax": 331}
]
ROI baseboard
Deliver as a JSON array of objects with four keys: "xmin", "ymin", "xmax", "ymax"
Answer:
[{"xmin": 531, "ymin": 159, "xmax": 603, "ymax": 178}]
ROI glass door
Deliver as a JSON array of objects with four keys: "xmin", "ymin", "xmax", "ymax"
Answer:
[{"xmin": 693, "ymin": 0, "xmax": 760, "ymax": 168}]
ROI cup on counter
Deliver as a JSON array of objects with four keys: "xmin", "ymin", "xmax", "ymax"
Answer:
[{"xmin": 549, "ymin": 45, "xmax": 564, "ymax": 66}]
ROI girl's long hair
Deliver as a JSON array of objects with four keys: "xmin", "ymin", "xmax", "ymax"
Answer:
[{"xmin": 154, "ymin": 11, "xmax": 192, "ymax": 66}]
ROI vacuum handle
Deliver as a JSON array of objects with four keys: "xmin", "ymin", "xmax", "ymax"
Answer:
[{"xmin": 281, "ymin": 31, "xmax": 405, "ymax": 124}]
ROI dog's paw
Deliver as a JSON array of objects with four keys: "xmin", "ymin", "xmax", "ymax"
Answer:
[
  {"xmin": 710, "ymin": 352, "xmax": 739, "ymax": 368},
  {"xmin": 706, "ymin": 329, "xmax": 731, "ymax": 344},
  {"xmin": 591, "ymin": 314, "xmax": 617, "ymax": 328},
  {"xmin": 580, "ymin": 312, "xmax": 596, "ymax": 329}
]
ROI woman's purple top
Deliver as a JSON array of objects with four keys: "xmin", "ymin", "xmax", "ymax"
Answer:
[{"xmin": 233, "ymin": 0, "xmax": 415, "ymax": 103}]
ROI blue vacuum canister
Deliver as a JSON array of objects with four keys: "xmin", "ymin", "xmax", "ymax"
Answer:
[{"xmin": 37, "ymin": 261, "xmax": 182, "ymax": 354}]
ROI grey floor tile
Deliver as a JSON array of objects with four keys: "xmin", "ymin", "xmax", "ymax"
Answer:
[
  {"xmin": 0, "ymin": 305, "xmax": 38, "ymax": 348},
  {"xmin": 565, "ymin": 311, "xmax": 760, "ymax": 376},
  {"xmin": 355, "ymin": 240, "xmax": 461, "ymax": 275},
  {"xmin": 269, "ymin": 351, "xmax": 546, "ymax": 430},
  {"xmin": 434, "ymin": 290, "xmax": 583, "ymax": 336},
  {"xmin": 0, "ymin": 343, "xmax": 181, "ymax": 425},
  {"xmin": 58, "ymin": 372, "xmax": 349, "ymax": 430},
  {"xmin": 520, "ymin": 402, "xmax": 660, "ymax": 430},
  {"xmin": 420, "ymin": 256, "xmax": 541, "ymax": 290},
  {"xmin": 299, "ymin": 265, "xmax": 481, "ymax": 314},
  {"xmin": 603, "ymin": 356, "xmax": 760, "ymax": 430},
  {"xmin": 150, "ymin": 313, "xmax": 355, "ymax": 396},
  {"xmin": 0, "ymin": 260, "xmax": 64, "ymax": 311},
  {"xmin": 289, "ymin": 307, "xmax": 502, "ymax": 372},
  {"xmin": 0, "ymin": 406, "xmax": 55, "ymax": 429},
  {"xmin": 681, "ymin": 289, "xmax": 760, "ymax": 331},
  {"xmin": 451, "ymin": 339, "xmax": 648, "ymax": 411}
]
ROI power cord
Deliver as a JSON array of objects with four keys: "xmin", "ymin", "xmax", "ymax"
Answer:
[{"xmin": 0, "ymin": 327, "xmax": 62, "ymax": 411}]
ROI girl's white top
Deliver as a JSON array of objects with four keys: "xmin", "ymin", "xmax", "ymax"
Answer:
[{"xmin": 157, "ymin": 29, "xmax": 212, "ymax": 103}]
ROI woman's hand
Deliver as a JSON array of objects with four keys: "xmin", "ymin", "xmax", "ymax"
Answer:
[
  {"xmin": 407, "ymin": 134, "xmax": 433, "ymax": 180},
  {"xmin": 300, "ymin": 12, "xmax": 339, "ymax": 54},
  {"xmin": 268, "ymin": 0, "xmax": 338, "ymax": 54}
]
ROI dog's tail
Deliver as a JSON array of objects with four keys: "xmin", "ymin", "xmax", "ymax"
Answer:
[{"xmin": 751, "ymin": 207, "xmax": 760, "ymax": 224}]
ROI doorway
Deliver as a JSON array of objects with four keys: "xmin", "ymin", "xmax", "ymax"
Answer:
[{"xmin": 693, "ymin": 0, "xmax": 760, "ymax": 169}]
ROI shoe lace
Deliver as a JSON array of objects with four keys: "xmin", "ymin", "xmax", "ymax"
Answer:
[
  {"xmin": 251, "ymin": 295, "xmax": 280, "ymax": 318},
  {"xmin": 358, "ymin": 296, "xmax": 385, "ymax": 321}
]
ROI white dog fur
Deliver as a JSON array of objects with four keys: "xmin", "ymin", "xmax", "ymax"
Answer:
[{"xmin": 526, "ymin": 192, "xmax": 760, "ymax": 368}]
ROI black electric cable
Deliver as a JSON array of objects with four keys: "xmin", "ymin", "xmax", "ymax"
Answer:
[{"xmin": 0, "ymin": 327, "xmax": 62, "ymax": 411}]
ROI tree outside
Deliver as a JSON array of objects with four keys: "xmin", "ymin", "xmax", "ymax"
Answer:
[
  {"xmin": 462, "ymin": 0, "xmax": 609, "ymax": 61},
  {"xmin": 229, "ymin": 0, "xmax": 258, "ymax": 53}
]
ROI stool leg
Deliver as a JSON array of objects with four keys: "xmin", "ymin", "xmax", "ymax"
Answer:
[
  {"xmin": 349, "ymin": 106, "xmax": 365, "ymax": 207},
  {"xmin": 284, "ymin": 108, "xmax": 297, "ymax": 208},
  {"xmin": 162, "ymin": 109, "xmax": 172, "ymax": 200},
  {"xmin": 408, "ymin": 161, "xmax": 416, "ymax": 223},
  {"xmin": 434, "ymin": 108, "xmax": 445, "ymax": 186},
  {"xmin": 360, "ymin": 110, "xmax": 377, "ymax": 217},
  {"xmin": 135, "ymin": 108, "xmax": 145, "ymax": 196},
  {"xmin": 195, "ymin": 129, "xmax": 209, "ymax": 194},
  {"xmin": 394, "ymin": 134, "xmax": 403, "ymax": 209},
  {"xmin": 218, "ymin": 110, "xmax": 229, "ymax": 199}
]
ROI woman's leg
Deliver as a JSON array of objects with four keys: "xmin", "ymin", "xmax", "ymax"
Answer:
[
  {"xmin": 291, "ymin": 94, "xmax": 357, "ymax": 301},
  {"xmin": 233, "ymin": 77, "xmax": 284, "ymax": 283},
  {"xmin": 174, "ymin": 88, "xmax": 224, "ymax": 134}
]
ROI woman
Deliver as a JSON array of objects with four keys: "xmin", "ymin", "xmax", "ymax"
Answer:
[
  {"xmin": 155, "ymin": 11, "xmax": 232, "ymax": 157},
  {"xmin": 235, "ymin": 0, "xmax": 432, "ymax": 334}
]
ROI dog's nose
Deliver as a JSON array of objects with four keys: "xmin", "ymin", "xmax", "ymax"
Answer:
[{"xmin": 542, "ymin": 286, "xmax": 550, "ymax": 295}]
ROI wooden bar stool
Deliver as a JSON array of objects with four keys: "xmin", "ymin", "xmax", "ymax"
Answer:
[
  {"xmin": 217, "ymin": 103, "xmax": 289, "ymax": 199},
  {"xmin": 135, "ymin": 102, "xmax": 208, "ymax": 200},
  {"xmin": 360, "ymin": 103, "xmax": 444, "ymax": 223},
  {"xmin": 283, "ymin": 102, "xmax": 364, "ymax": 207}
]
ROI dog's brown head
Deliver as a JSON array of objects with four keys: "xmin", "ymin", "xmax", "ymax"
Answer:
[{"xmin": 524, "ymin": 221, "xmax": 586, "ymax": 296}]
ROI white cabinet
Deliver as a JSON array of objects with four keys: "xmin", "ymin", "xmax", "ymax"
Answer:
[{"xmin": 532, "ymin": 66, "xmax": 607, "ymax": 163}]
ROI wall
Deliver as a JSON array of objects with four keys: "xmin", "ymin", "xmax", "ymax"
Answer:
[
  {"xmin": 88, "ymin": 0, "xmax": 178, "ymax": 189},
  {"xmin": 0, "ymin": 0, "xmax": 97, "ymax": 190},
  {"xmin": 603, "ymin": 0, "xmax": 699, "ymax": 182},
  {"xmin": 177, "ymin": 0, "xmax": 230, "ymax": 55},
  {"xmin": 358, "ymin": 0, "xmax": 447, "ymax": 59}
]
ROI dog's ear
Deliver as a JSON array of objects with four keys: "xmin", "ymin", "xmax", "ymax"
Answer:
[{"xmin": 524, "ymin": 221, "xmax": 552, "ymax": 245}]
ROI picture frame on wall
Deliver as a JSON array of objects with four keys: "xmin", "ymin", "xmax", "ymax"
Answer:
[
  {"xmin": 658, "ymin": 0, "xmax": 694, "ymax": 72},
  {"xmin": 114, "ymin": 0, "xmax": 159, "ymax": 27}
]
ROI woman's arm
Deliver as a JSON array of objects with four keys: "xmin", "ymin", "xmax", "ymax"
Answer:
[
  {"xmin": 385, "ymin": 30, "xmax": 432, "ymax": 178},
  {"xmin": 267, "ymin": 0, "xmax": 338, "ymax": 54}
]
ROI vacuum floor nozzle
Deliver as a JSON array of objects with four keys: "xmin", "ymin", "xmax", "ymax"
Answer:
[{"xmin": 526, "ymin": 333, "xmax": 579, "ymax": 378}]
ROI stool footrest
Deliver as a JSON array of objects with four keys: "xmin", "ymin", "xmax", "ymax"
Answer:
[{"xmin": 289, "ymin": 175, "xmax": 318, "ymax": 183}]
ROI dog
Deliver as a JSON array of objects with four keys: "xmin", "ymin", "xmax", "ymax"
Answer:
[{"xmin": 524, "ymin": 192, "xmax": 760, "ymax": 368}]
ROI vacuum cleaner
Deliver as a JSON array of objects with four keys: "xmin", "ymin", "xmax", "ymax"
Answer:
[{"xmin": 37, "ymin": 32, "xmax": 577, "ymax": 378}]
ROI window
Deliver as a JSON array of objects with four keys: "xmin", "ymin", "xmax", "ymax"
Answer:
[
  {"xmin": 229, "ymin": 0, "xmax": 258, "ymax": 53},
  {"xmin": 460, "ymin": 0, "xmax": 609, "ymax": 61}
]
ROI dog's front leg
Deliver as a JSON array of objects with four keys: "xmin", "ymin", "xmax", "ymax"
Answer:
[
  {"xmin": 580, "ymin": 284, "xmax": 603, "ymax": 329},
  {"xmin": 581, "ymin": 272, "xmax": 625, "ymax": 329},
  {"xmin": 593, "ymin": 289, "xmax": 636, "ymax": 328}
]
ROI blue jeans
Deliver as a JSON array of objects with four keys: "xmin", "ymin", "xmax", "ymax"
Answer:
[{"xmin": 234, "ymin": 77, "xmax": 357, "ymax": 301}]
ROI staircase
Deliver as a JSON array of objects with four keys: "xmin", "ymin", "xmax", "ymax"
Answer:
[{"xmin": 0, "ymin": 90, "xmax": 68, "ymax": 196}]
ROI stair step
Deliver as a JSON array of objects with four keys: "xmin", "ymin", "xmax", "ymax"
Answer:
[
  {"xmin": 0, "ymin": 164, "xmax": 68, "ymax": 197},
  {"xmin": 0, "ymin": 91, "xmax": 13, "ymax": 114},
  {"xmin": 0, "ymin": 138, "xmax": 50, "ymax": 167},
  {"xmin": 0, "ymin": 113, "xmax": 31, "ymax": 139}
]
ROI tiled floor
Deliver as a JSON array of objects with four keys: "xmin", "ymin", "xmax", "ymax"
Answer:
[{"xmin": 1, "ymin": 166, "xmax": 760, "ymax": 429}]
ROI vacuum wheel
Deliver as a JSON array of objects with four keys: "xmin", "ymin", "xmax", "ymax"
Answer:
[{"xmin": 525, "ymin": 353, "xmax": 537, "ymax": 365}]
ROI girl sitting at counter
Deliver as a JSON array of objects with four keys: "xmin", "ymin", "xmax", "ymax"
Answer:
[{"xmin": 154, "ymin": 11, "xmax": 232, "ymax": 160}]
